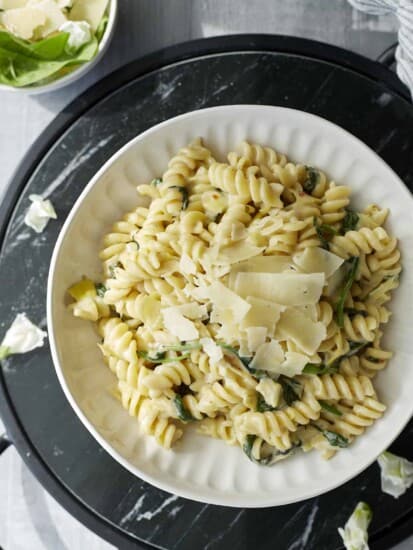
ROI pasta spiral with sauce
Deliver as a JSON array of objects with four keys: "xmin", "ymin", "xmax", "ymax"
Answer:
[{"xmin": 68, "ymin": 139, "xmax": 400, "ymax": 463}]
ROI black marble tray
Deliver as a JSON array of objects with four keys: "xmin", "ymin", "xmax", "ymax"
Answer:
[{"xmin": 1, "ymin": 35, "xmax": 413, "ymax": 550}]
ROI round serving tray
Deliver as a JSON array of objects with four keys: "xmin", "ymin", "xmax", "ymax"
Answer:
[{"xmin": 0, "ymin": 35, "xmax": 412, "ymax": 550}]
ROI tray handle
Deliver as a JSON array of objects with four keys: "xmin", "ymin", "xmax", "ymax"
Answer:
[
  {"xmin": 0, "ymin": 432, "xmax": 11, "ymax": 455},
  {"xmin": 377, "ymin": 42, "xmax": 397, "ymax": 69}
]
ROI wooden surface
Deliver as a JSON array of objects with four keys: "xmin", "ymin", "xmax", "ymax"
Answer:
[{"xmin": 0, "ymin": 1, "xmax": 409, "ymax": 549}]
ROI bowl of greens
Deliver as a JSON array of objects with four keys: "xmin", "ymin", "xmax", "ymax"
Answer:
[{"xmin": 0, "ymin": 0, "xmax": 117, "ymax": 94}]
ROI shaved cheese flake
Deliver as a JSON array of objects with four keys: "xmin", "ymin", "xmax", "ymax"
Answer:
[
  {"xmin": 246, "ymin": 326, "xmax": 267, "ymax": 353},
  {"xmin": 275, "ymin": 308, "xmax": 326, "ymax": 355},
  {"xmin": 324, "ymin": 262, "xmax": 350, "ymax": 298},
  {"xmin": 200, "ymin": 338, "xmax": 223, "ymax": 365},
  {"xmin": 293, "ymin": 247, "xmax": 344, "ymax": 278},
  {"xmin": 0, "ymin": 0, "xmax": 28, "ymax": 8},
  {"xmin": 2, "ymin": 6, "xmax": 46, "ymax": 39},
  {"xmin": 256, "ymin": 378, "xmax": 282, "ymax": 408},
  {"xmin": 249, "ymin": 340, "xmax": 284, "ymax": 373},
  {"xmin": 28, "ymin": 0, "xmax": 67, "ymax": 36},
  {"xmin": 217, "ymin": 241, "xmax": 265, "ymax": 265},
  {"xmin": 175, "ymin": 302, "xmax": 208, "ymax": 320},
  {"xmin": 162, "ymin": 308, "xmax": 198, "ymax": 341},
  {"xmin": 231, "ymin": 221, "xmax": 247, "ymax": 241},
  {"xmin": 235, "ymin": 272, "xmax": 325, "ymax": 306},
  {"xmin": 276, "ymin": 351, "xmax": 309, "ymax": 377},
  {"xmin": 298, "ymin": 304, "xmax": 318, "ymax": 322},
  {"xmin": 203, "ymin": 281, "xmax": 250, "ymax": 323},
  {"xmin": 179, "ymin": 253, "xmax": 197, "ymax": 275},
  {"xmin": 138, "ymin": 296, "xmax": 161, "ymax": 329},
  {"xmin": 241, "ymin": 296, "xmax": 284, "ymax": 333},
  {"xmin": 69, "ymin": 0, "xmax": 109, "ymax": 31},
  {"xmin": 232, "ymin": 255, "xmax": 292, "ymax": 275}
]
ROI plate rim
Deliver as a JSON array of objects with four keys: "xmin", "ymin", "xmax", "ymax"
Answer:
[{"xmin": 47, "ymin": 104, "xmax": 413, "ymax": 508}]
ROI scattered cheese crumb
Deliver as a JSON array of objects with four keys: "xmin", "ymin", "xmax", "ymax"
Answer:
[
  {"xmin": 0, "ymin": 313, "xmax": 47, "ymax": 358},
  {"xmin": 24, "ymin": 194, "xmax": 57, "ymax": 233}
]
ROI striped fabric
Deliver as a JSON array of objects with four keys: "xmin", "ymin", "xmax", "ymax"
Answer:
[{"xmin": 349, "ymin": 0, "xmax": 413, "ymax": 97}]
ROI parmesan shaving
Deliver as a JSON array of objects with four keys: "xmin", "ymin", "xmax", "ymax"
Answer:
[
  {"xmin": 275, "ymin": 308, "xmax": 326, "ymax": 355},
  {"xmin": 293, "ymin": 247, "xmax": 344, "ymax": 279},
  {"xmin": 235, "ymin": 272, "xmax": 325, "ymax": 306},
  {"xmin": 162, "ymin": 308, "xmax": 199, "ymax": 341}
]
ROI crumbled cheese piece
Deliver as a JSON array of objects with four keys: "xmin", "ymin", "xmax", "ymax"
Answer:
[
  {"xmin": 200, "ymin": 338, "xmax": 223, "ymax": 365},
  {"xmin": 174, "ymin": 302, "xmax": 208, "ymax": 320},
  {"xmin": 24, "ymin": 194, "xmax": 57, "ymax": 233},
  {"xmin": 246, "ymin": 326, "xmax": 267, "ymax": 353},
  {"xmin": 231, "ymin": 221, "xmax": 247, "ymax": 242},
  {"xmin": 256, "ymin": 378, "xmax": 282, "ymax": 408},
  {"xmin": 275, "ymin": 351, "xmax": 309, "ymax": 377},
  {"xmin": 179, "ymin": 253, "xmax": 197, "ymax": 275},
  {"xmin": 235, "ymin": 272, "xmax": 325, "ymax": 306},
  {"xmin": 293, "ymin": 247, "xmax": 344, "ymax": 279},
  {"xmin": 275, "ymin": 308, "xmax": 326, "ymax": 355},
  {"xmin": 249, "ymin": 340, "xmax": 284, "ymax": 373},
  {"xmin": 67, "ymin": 278, "xmax": 96, "ymax": 301},
  {"xmin": 0, "ymin": 313, "xmax": 47, "ymax": 358},
  {"xmin": 59, "ymin": 19, "xmax": 91, "ymax": 51},
  {"xmin": 69, "ymin": 0, "xmax": 108, "ymax": 31},
  {"xmin": 216, "ymin": 241, "xmax": 265, "ymax": 265},
  {"xmin": 241, "ymin": 296, "xmax": 284, "ymax": 333},
  {"xmin": 0, "ymin": 1, "xmax": 28, "ymax": 8},
  {"xmin": 203, "ymin": 281, "xmax": 251, "ymax": 323},
  {"xmin": 1, "ymin": 6, "xmax": 46, "ymax": 39},
  {"xmin": 28, "ymin": 0, "xmax": 67, "ymax": 37},
  {"xmin": 162, "ymin": 307, "xmax": 199, "ymax": 341}
]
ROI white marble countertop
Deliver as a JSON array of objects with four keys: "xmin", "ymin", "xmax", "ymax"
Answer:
[{"xmin": 0, "ymin": 1, "xmax": 411, "ymax": 549}]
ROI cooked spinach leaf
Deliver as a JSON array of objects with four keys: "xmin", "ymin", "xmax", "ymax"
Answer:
[
  {"xmin": 322, "ymin": 429, "xmax": 349, "ymax": 448},
  {"xmin": 335, "ymin": 256, "xmax": 360, "ymax": 328},
  {"xmin": 279, "ymin": 376, "xmax": 302, "ymax": 405},
  {"xmin": 303, "ymin": 361, "xmax": 340, "ymax": 375},
  {"xmin": 170, "ymin": 186, "xmax": 189, "ymax": 210},
  {"xmin": 95, "ymin": 283, "xmax": 107, "ymax": 297},
  {"xmin": 108, "ymin": 261, "xmax": 122, "ymax": 278},
  {"xmin": 243, "ymin": 435, "xmax": 300, "ymax": 465},
  {"xmin": 151, "ymin": 178, "xmax": 162, "ymax": 186},
  {"xmin": 341, "ymin": 209, "xmax": 359, "ymax": 234},
  {"xmin": 319, "ymin": 401, "xmax": 343, "ymax": 416},
  {"xmin": 313, "ymin": 217, "xmax": 338, "ymax": 250},
  {"xmin": 174, "ymin": 395, "xmax": 197, "ymax": 422},
  {"xmin": 256, "ymin": 394, "xmax": 277, "ymax": 412},
  {"xmin": 303, "ymin": 166, "xmax": 319, "ymax": 194}
]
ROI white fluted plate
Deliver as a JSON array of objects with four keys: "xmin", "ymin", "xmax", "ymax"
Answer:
[{"xmin": 47, "ymin": 105, "xmax": 413, "ymax": 507}]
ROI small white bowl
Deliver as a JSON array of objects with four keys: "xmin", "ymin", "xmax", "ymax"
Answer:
[
  {"xmin": 48, "ymin": 105, "xmax": 413, "ymax": 507},
  {"xmin": 0, "ymin": 0, "xmax": 117, "ymax": 95}
]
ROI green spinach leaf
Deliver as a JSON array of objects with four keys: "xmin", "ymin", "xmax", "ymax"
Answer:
[
  {"xmin": 303, "ymin": 166, "xmax": 319, "ymax": 194},
  {"xmin": 313, "ymin": 217, "xmax": 338, "ymax": 250},
  {"xmin": 335, "ymin": 256, "xmax": 360, "ymax": 328},
  {"xmin": 174, "ymin": 395, "xmax": 196, "ymax": 422},
  {"xmin": 341, "ymin": 209, "xmax": 359, "ymax": 234},
  {"xmin": 170, "ymin": 186, "xmax": 189, "ymax": 210},
  {"xmin": 319, "ymin": 401, "xmax": 343, "ymax": 416}
]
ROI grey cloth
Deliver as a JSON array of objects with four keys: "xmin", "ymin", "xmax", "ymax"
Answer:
[{"xmin": 349, "ymin": 0, "xmax": 413, "ymax": 95}]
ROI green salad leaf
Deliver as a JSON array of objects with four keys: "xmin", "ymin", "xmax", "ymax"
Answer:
[
  {"xmin": 0, "ymin": 30, "xmax": 98, "ymax": 87},
  {"xmin": 95, "ymin": 13, "xmax": 109, "ymax": 42}
]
